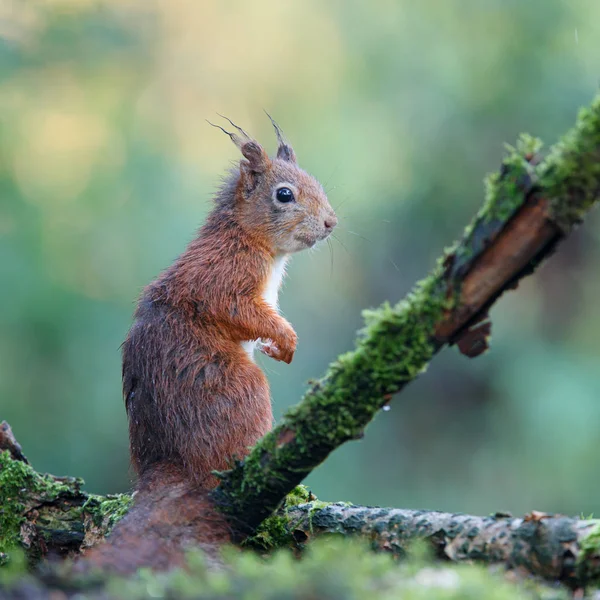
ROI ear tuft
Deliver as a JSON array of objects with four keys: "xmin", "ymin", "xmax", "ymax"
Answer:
[
  {"xmin": 265, "ymin": 111, "xmax": 297, "ymax": 163},
  {"xmin": 208, "ymin": 116, "xmax": 271, "ymax": 193},
  {"xmin": 208, "ymin": 115, "xmax": 269, "ymax": 169}
]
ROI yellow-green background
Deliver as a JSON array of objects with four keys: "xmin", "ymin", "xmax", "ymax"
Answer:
[{"xmin": 2, "ymin": 0, "xmax": 600, "ymax": 517}]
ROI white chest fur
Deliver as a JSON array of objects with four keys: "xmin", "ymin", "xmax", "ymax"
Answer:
[
  {"xmin": 263, "ymin": 255, "xmax": 288, "ymax": 310},
  {"xmin": 242, "ymin": 255, "xmax": 288, "ymax": 359}
]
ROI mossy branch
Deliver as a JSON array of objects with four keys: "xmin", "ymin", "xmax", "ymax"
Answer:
[
  {"xmin": 4, "ymin": 435, "xmax": 600, "ymax": 590},
  {"xmin": 4, "ymin": 439, "xmax": 600, "ymax": 590},
  {"xmin": 276, "ymin": 502, "xmax": 600, "ymax": 587},
  {"xmin": 211, "ymin": 95, "xmax": 600, "ymax": 537},
  {"xmin": 0, "ymin": 444, "xmax": 132, "ymax": 564}
]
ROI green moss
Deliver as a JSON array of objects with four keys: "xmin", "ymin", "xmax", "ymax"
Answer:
[
  {"xmin": 542, "ymin": 95, "xmax": 600, "ymax": 231},
  {"xmin": 0, "ymin": 536, "xmax": 574, "ymax": 599},
  {"xmin": 98, "ymin": 537, "xmax": 564, "ymax": 599},
  {"xmin": 451, "ymin": 134, "xmax": 541, "ymax": 284},
  {"xmin": 285, "ymin": 484, "xmax": 312, "ymax": 506},
  {"xmin": 246, "ymin": 513, "xmax": 290, "ymax": 551},
  {"xmin": 245, "ymin": 487, "xmax": 323, "ymax": 551},
  {"xmin": 287, "ymin": 266, "xmax": 449, "ymax": 436},
  {"xmin": 484, "ymin": 135, "xmax": 540, "ymax": 223},
  {"xmin": 0, "ymin": 547, "xmax": 27, "ymax": 583},
  {"xmin": 83, "ymin": 493, "xmax": 133, "ymax": 533},
  {"xmin": 0, "ymin": 450, "xmax": 81, "ymax": 557},
  {"xmin": 577, "ymin": 520, "xmax": 600, "ymax": 584},
  {"xmin": 0, "ymin": 451, "xmax": 132, "ymax": 566},
  {"xmin": 0, "ymin": 452, "xmax": 29, "ymax": 554}
]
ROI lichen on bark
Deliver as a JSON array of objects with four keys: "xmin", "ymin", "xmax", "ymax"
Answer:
[
  {"xmin": 0, "ymin": 450, "xmax": 132, "ymax": 565},
  {"xmin": 0, "ymin": 450, "xmax": 79, "ymax": 558},
  {"xmin": 577, "ymin": 521, "xmax": 600, "ymax": 585}
]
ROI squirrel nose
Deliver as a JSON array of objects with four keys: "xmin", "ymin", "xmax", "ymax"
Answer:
[{"xmin": 324, "ymin": 215, "xmax": 338, "ymax": 230}]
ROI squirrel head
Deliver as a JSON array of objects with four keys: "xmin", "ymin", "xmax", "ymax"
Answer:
[{"xmin": 212, "ymin": 115, "xmax": 337, "ymax": 255}]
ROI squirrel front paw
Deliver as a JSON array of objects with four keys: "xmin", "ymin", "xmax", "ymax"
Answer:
[
  {"xmin": 259, "ymin": 341, "xmax": 294, "ymax": 364},
  {"xmin": 260, "ymin": 326, "xmax": 297, "ymax": 364}
]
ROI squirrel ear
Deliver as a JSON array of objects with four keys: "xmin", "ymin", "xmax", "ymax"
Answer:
[
  {"xmin": 265, "ymin": 111, "xmax": 297, "ymax": 163},
  {"xmin": 276, "ymin": 142, "xmax": 296, "ymax": 163},
  {"xmin": 240, "ymin": 140, "xmax": 269, "ymax": 173},
  {"xmin": 238, "ymin": 140, "xmax": 270, "ymax": 196}
]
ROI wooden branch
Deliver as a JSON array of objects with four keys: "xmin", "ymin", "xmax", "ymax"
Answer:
[
  {"xmin": 211, "ymin": 98, "xmax": 600, "ymax": 538},
  {"xmin": 0, "ymin": 421, "xmax": 29, "ymax": 464},
  {"xmin": 4, "ymin": 438, "xmax": 600, "ymax": 590},
  {"xmin": 281, "ymin": 503, "xmax": 600, "ymax": 586},
  {"xmin": 0, "ymin": 434, "xmax": 132, "ymax": 564},
  {"xmin": 4, "ymin": 496, "xmax": 595, "ymax": 600}
]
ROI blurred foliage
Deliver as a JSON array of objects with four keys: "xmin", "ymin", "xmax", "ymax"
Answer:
[
  {"xmin": 0, "ymin": 538, "xmax": 570, "ymax": 600},
  {"xmin": 1, "ymin": 0, "xmax": 600, "ymax": 521}
]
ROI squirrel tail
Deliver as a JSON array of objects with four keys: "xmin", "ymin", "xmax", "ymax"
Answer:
[{"xmin": 79, "ymin": 463, "xmax": 231, "ymax": 574}]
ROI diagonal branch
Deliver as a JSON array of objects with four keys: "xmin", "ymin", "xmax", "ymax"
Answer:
[{"xmin": 211, "ymin": 96, "xmax": 600, "ymax": 538}]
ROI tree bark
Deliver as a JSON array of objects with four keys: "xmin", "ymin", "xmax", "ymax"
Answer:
[
  {"xmin": 0, "ymin": 430, "xmax": 132, "ymax": 565},
  {"xmin": 282, "ymin": 503, "xmax": 600, "ymax": 587}
]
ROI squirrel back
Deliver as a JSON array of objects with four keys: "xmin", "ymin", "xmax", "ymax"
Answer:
[{"xmin": 82, "ymin": 116, "xmax": 337, "ymax": 572}]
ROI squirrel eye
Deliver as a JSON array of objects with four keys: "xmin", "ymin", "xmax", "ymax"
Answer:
[{"xmin": 275, "ymin": 187, "xmax": 295, "ymax": 203}]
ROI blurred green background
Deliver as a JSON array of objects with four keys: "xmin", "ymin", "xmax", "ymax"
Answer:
[{"xmin": 1, "ymin": 0, "xmax": 600, "ymax": 518}]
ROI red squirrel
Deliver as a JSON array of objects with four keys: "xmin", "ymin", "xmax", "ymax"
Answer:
[{"xmin": 82, "ymin": 117, "xmax": 337, "ymax": 573}]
